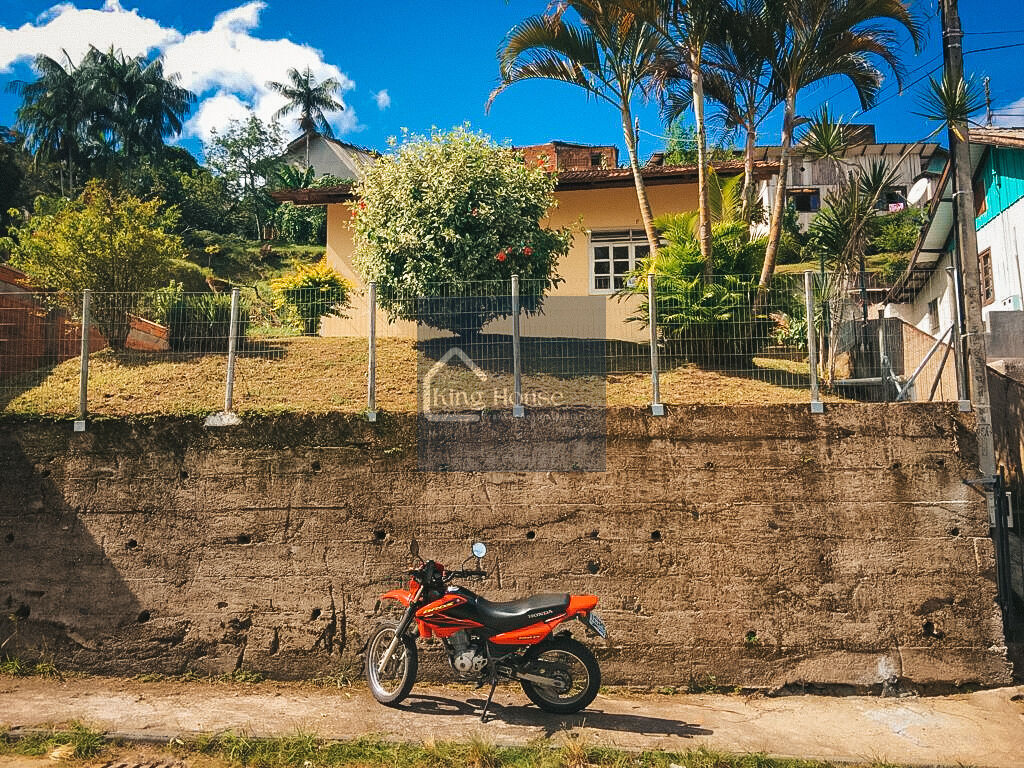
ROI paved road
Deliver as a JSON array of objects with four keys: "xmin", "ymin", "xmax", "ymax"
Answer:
[{"xmin": 1, "ymin": 677, "xmax": 1022, "ymax": 767}]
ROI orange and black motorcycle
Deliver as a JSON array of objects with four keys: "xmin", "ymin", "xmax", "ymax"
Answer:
[{"xmin": 365, "ymin": 539, "xmax": 607, "ymax": 720}]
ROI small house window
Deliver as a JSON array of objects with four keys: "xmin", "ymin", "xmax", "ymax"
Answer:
[
  {"xmin": 590, "ymin": 229, "xmax": 650, "ymax": 293},
  {"xmin": 927, "ymin": 298, "xmax": 939, "ymax": 334},
  {"xmin": 980, "ymin": 248, "xmax": 995, "ymax": 305},
  {"xmin": 877, "ymin": 187, "xmax": 907, "ymax": 212},
  {"xmin": 590, "ymin": 152, "xmax": 604, "ymax": 168},
  {"xmin": 788, "ymin": 189, "xmax": 820, "ymax": 213},
  {"xmin": 973, "ymin": 178, "xmax": 988, "ymax": 217}
]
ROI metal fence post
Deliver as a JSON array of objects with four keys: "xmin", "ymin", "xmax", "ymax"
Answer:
[
  {"xmin": 511, "ymin": 274, "xmax": 523, "ymax": 417},
  {"xmin": 946, "ymin": 265, "xmax": 971, "ymax": 411},
  {"xmin": 224, "ymin": 287, "xmax": 240, "ymax": 412},
  {"xmin": 804, "ymin": 271, "xmax": 824, "ymax": 413},
  {"xmin": 74, "ymin": 289, "xmax": 91, "ymax": 432},
  {"xmin": 648, "ymin": 272, "xmax": 664, "ymax": 416},
  {"xmin": 367, "ymin": 281, "xmax": 377, "ymax": 422}
]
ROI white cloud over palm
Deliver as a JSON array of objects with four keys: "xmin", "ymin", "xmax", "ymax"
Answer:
[{"xmin": 0, "ymin": 1, "xmax": 360, "ymax": 143}]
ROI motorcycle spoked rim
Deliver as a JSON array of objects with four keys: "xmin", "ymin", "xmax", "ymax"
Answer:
[
  {"xmin": 528, "ymin": 649, "xmax": 591, "ymax": 704},
  {"xmin": 367, "ymin": 628, "xmax": 410, "ymax": 697}
]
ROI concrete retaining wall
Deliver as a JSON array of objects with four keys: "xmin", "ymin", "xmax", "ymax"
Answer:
[{"xmin": 0, "ymin": 405, "xmax": 1011, "ymax": 690}]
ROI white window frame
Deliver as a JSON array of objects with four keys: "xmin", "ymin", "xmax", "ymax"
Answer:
[{"xmin": 588, "ymin": 229, "xmax": 651, "ymax": 294}]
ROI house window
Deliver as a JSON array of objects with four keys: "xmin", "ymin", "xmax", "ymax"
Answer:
[
  {"xmin": 973, "ymin": 178, "xmax": 988, "ymax": 217},
  {"xmin": 590, "ymin": 152, "xmax": 604, "ymax": 168},
  {"xmin": 927, "ymin": 298, "xmax": 939, "ymax": 334},
  {"xmin": 787, "ymin": 188, "xmax": 820, "ymax": 213},
  {"xmin": 980, "ymin": 248, "xmax": 995, "ymax": 306},
  {"xmin": 590, "ymin": 230, "xmax": 650, "ymax": 293},
  {"xmin": 877, "ymin": 187, "xmax": 907, "ymax": 212}
]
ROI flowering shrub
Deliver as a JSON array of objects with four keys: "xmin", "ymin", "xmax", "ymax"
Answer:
[
  {"xmin": 350, "ymin": 125, "xmax": 571, "ymax": 335},
  {"xmin": 271, "ymin": 257, "xmax": 352, "ymax": 335}
]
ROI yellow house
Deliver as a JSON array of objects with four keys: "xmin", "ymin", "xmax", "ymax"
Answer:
[{"xmin": 272, "ymin": 160, "xmax": 778, "ymax": 341}]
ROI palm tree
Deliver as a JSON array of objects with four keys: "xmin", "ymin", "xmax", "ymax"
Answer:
[
  {"xmin": 268, "ymin": 67, "xmax": 345, "ymax": 167},
  {"xmin": 757, "ymin": 0, "xmax": 922, "ymax": 294},
  {"xmin": 630, "ymin": 0, "xmax": 725, "ymax": 279},
  {"xmin": 490, "ymin": 1, "xmax": 672, "ymax": 259},
  {"xmin": 81, "ymin": 47, "xmax": 194, "ymax": 162},
  {"xmin": 7, "ymin": 51, "xmax": 86, "ymax": 196}
]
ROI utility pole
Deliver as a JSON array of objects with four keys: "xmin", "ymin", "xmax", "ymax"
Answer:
[
  {"xmin": 941, "ymin": 0, "xmax": 997, "ymax": 484},
  {"xmin": 984, "ymin": 77, "xmax": 993, "ymax": 127}
]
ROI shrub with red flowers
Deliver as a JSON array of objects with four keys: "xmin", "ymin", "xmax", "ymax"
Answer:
[{"xmin": 350, "ymin": 125, "xmax": 571, "ymax": 335}]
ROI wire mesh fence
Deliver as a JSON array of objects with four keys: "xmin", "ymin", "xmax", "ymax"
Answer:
[{"xmin": 0, "ymin": 271, "xmax": 970, "ymax": 418}]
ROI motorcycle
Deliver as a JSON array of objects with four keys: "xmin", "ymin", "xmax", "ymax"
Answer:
[{"xmin": 365, "ymin": 538, "xmax": 607, "ymax": 721}]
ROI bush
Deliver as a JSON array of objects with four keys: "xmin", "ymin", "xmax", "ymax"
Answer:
[
  {"xmin": 166, "ymin": 292, "xmax": 248, "ymax": 352},
  {"xmin": 350, "ymin": 125, "xmax": 571, "ymax": 335},
  {"xmin": 270, "ymin": 257, "xmax": 351, "ymax": 335},
  {"xmin": 7, "ymin": 180, "xmax": 184, "ymax": 348}
]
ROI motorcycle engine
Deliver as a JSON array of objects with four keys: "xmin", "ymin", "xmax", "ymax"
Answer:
[{"xmin": 449, "ymin": 630, "xmax": 487, "ymax": 678}]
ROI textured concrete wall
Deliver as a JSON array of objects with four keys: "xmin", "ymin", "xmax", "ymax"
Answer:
[{"xmin": 0, "ymin": 405, "xmax": 1011, "ymax": 691}]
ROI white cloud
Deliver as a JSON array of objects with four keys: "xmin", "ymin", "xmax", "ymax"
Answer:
[
  {"xmin": 993, "ymin": 96, "xmax": 1024, "ymax": 128},
  {"xmin": 0, "ymin": 1, "xmax": 362, "ymax": 144},
  {"xmin": 0, "ymin": 0, "xmax": 180, "ymax": 73},
  {"xmin": 374, "ymin": 89, "xmax": 391, "ymax": 110}
]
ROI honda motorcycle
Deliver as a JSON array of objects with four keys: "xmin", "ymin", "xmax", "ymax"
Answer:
[{"xmin": 365, "ymin": 539, "xmax": 607, "ymax": 720}]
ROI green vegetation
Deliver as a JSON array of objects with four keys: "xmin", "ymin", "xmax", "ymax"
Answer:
[
  {"xmin": 0, "ymin": 727, "xmax": 919, "ymax": 768},
  {"xmin": 351, "ymin": 126, "xmax": 571, "ymax": 335},
  {"xmin": 271, "ymin": 257, "xmax": 352, "ymax": 335},
  {"xmin": 0, "ymin": 723, "xmax": 107, "ymax": 760}
]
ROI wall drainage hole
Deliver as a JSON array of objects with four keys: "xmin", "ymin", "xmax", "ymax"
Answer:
[
  {"xmin": 745, "ymin": 630, "xmax": 759, "ymax": 643},
  {"xmin": 525, "ymin": 530, "xmax": 536, "ymax": 540},
  {"xmin": 586, "ymin": 561, "xmax": 600, "ymax": 574},
  {"xmin": 13, "ymin": 604, "xmax": 29, "ymax": 619},
  {"xmin": 4, "ymin": 533, "xmax": 13, "ymax": 544},
  {"xmin": 125, "ymin": 539, "xmax": 138, "ymax": 550},
  {"xmin": 137, "ymin": 610, "xmax": 151, "ymax": 623},
  {"xmin": 949, "ymin": 527, "xmax": 960, "ymax": 537},
  {"xmin": 310, "ymin": 608, "xmax": 322, "ymax": 621},
  {"xmin": 216, "ymin": 601, "xmax": 228, "ymax": 609},
  {"xmin": 311, "ymin": 461, "xmax": 322, "ymax": 472},
  {"xmin": 236, "ymin": 534, "xmax": 252, "ymax": 545},
  {"xmin": 180, "ymin": 470, "xmax": 189, "ymax": 480},
  {"xmin": 588, "ymin": 530, "xmax": 599, "ymax": 540},
  {"xmin": 650, "ymin": 530, "xmax": 662, "ymax": 542},
  {"xmin": 373, "ymin": 529, "xmax": 387, "ymax": 542}
]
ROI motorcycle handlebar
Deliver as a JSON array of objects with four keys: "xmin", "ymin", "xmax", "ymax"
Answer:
[{"xmin": 447, "ymin": 569, "xmax": 488, "ymax": 579}]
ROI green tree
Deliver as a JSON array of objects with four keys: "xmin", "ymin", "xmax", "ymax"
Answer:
[
  {"xmin": 7, "ymin": 180, "xmax": 184, "ymax": 348},
  {"xmin": 268, "ymin": 67, "xmax": 345, "ymax": 166},
  {"xmin": 7, "ymin": 52, "xmax": 87, "ymax": 196},
  {"xmin": 350, "ymin": 126, "xmax": 572, "ymax": 335},
  {"xmin": 758, "ymin": 0, "xmax": 922, "ymax": 293},
  {"xmin": 490, "ymin": 1, "xmax": 671, "ymax": 259},
  {"xmin": 205, "ymin": 115, "xmax": 285, "ymax": 240},
  {"xmin": 79, "ymin": 46, "xmax": 194, "ymax": 165}
]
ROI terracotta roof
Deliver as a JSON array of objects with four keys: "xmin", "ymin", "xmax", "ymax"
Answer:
[
  {"xmin": 554, "ymin": 160, "xmax": 778, "ymax": 190},
  {"xmin": 270, "ymin": 183, "xmax": 356, "ymax": 204},
  {"xmin": 269, "ymin": 160, "xmax": 779, "ymax": 205},
  {"xmin": 969, "ymin": 126, "xmax": 1024, "ymax": 149}
]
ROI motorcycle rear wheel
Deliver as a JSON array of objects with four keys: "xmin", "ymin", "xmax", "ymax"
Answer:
[
  {"xmin": 520, "ymin": 635, "xmax": 600, "ymax": 714},
  {"xmin": 365, "ymin": 622, "xmax": 417, "ymax": 706}
]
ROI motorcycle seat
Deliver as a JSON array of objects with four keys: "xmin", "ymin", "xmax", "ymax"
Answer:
[{"xmin": 474, "ymin": 593, "xmax": 571, "ymax": 632}]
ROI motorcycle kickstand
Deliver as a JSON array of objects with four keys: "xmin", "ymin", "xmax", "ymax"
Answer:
[{"xmin": 479, "ymin": 670, "xmax": 498, "ymax": 723}]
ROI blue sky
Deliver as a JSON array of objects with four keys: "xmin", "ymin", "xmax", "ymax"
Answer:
[{"xmin": 1, "ymin": 0, "xmax": 1022, "ymax": 162}]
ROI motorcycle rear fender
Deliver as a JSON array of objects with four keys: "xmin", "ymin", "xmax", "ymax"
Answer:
[
  {"xmin": 381, "ymin": 588, "xmax": 414, "ymax": 606},
  {"xmin": 567, "ymin": 594, "xmax": 599, "ymax": 616}
]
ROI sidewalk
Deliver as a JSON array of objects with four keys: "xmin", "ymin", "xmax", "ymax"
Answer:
[{"xmin": 1, "ymin": 677, "xmax": 1022, "ymax": 767}]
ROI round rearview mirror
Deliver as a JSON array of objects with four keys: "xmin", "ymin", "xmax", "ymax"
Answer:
[
  {"xmin": 410, "ymin": 537, "xmax": 420, "ymax": 558},
  {"xmin": 472, "ymin": 542, "xmax": 487, "ymax": 559}
]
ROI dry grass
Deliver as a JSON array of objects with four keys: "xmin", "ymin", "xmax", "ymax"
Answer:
[{"xmin": 1, "ymin": 336, "xmax": 847, "ymax": 418}]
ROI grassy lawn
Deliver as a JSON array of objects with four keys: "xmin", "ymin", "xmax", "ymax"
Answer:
[
  {"xmin": 0, "ymin": 725, "xmax": 910, "ymax": 768},
  {"xmin": 1, "ymin": 337, "xmax": 845, "ymax": 418}
]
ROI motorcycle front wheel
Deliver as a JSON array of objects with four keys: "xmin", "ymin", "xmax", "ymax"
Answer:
[
  {"xmin": 520, "ymin": 635, "xmax": 601, "ymax": 714},
  {"xmin": 365, "ymin": 622, "xmax": 417, "ymax": 706}
]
